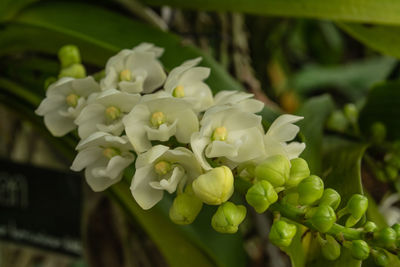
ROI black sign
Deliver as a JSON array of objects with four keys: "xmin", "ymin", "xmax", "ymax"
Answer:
[{"xmin": 0, "ymin": 159, "xmax": 82, "ymax": 256}]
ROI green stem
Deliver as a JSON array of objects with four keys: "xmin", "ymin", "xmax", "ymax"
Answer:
[{"xmin": 270, "ymin": 202, "xmax": 363, "ymax": 241}]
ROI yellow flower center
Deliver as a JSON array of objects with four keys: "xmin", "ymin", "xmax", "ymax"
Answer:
[
  {"xmin": 154, "ymin": 161, "xmax": 172, "ymax": 176},
  {"xmin": 119, "ymin": 69, "xmax": 132, "ymax": 81},
  {"xmin": 105, "ymin": 106, "xmax": 121, "ymax": 121},
  {"xmin": 66, "ymin": 93, "xmax": 79, "ymax": 107},
  {"xmin": 172, "ymin": 85, "xmax": 185, "ymax": 98},
  {"xmin": 211, "ymin": 127, "xmax": 228, "ymax": 141},
  {"xmin": 102, "ymin": 147, "xmax": 120, "ymax": 159},
  {"xmin": 150, "ymin": 111, "xmax": 166, "ymax": 127}
]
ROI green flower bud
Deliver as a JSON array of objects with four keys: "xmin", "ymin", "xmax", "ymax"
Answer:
[
  {"xmin": 326, "ymin": 110, "xmax": 348, "ymax": 132},
  {"xmin": 286, "ymin": 158, "xmax": 310, "ymax": 188},
  {"xmin": 169, "ymin": 191, "xmax": 203, "ymax": 225},
  {"xmin": 269, "ymin": 220, "xmax": 297, "ymax": 247},
  {"xmin": 319, "ymin": 235, "xmax": 341, "ymax": 261},
  {"xmin": 307, "ymin": 205, "xmax": 336, "ymax": 233},
  {"xmin": 392, "ymin": 223, "xmax": 400, "ymax": 237},
  {"xmin": 59, "ymin": 63, "xmax": 86, "ymax": 79},
  {"xmin": 192, "ymin": 166, "xmax": 234, "ymax": 205},
  {"xmin": 364, "ymin": 221, "xmax": 378, "ymax": 233},
  {"xmin": 246, "ymin": 180, "xmax": 278, "ymax": 213},
  {"xmin": 58, "ymin": 45, "xmax": 81, "ymax": 68},
  {"xmin": 375, "ymin": 227, "xmax": 397, "ymax": 248},
  {"xmin": 350, "ymin": 240, "xmax": 370, "ymax": 260},
  {"xmin": 319, "ymin": 188, "xmax": 341, "ymax": 210},
  {"xmin": 297, "ymin": 175, "xmax": 324, "ymax": 205},
  {"xmin": 345, "ymin": 194, "xmax": 368, "ymax": 227},
  {"xmin": 373, "ymin": 249, "xmax": 389, "ymax": 266},
  {"xmin": 255, "ymin": 155, "xmax": 290, "ymax": 187},
  {"xmin": 211, "ymin": 202, "xmax": 246, "ymax": 234},
  {"xmin": 343, "ymin": 103, "xmax": 358, "ymax": 124},
  {"xmin": 370, "ymin": 122, "xmax": 386, "ymax": 144}
]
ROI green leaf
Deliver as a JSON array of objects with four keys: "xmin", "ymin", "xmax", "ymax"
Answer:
[
  {"xmin": 297, "ymin": 95, "xmax": 335, "ymax": 174},
  {"xmin": 291, "ymin": 57, "xmax": 396, "ymax": 101},
  {"xmin": 5, "ymin": 1, "xmax": 243, "ymax": 94},
  {"xmin": 338, "ymin": 23, "xmax": 400, "ymax": 59},
  {"xmin": 141, "ymin": 0, "xmax": 400, "ymax": 25},
  {"xmin": 108, "ymin": 182, "xmax": 217, "ymax": 267},
  {"xmin": 359, "ymin": 81, "xmax": 400, "ymax": 140},
  {"xmin": 0, "ymin": 0, "xmax": 38, "ymax": 21}
]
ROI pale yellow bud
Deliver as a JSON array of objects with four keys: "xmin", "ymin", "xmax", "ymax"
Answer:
[
  {"xmin": 150, "ymin": 111, "xmax": 166, "ymax": 127},
  {"xmin": 105, "ymin": 106, "xmax": 121, "ymax": 121},
  {"xmin": 102, "ymin": 147, "xmax": 120, "ymax": 159},
  {"xmin": 172, "ymin": 85, "xmax": 185, "ymax": 98},
  {"xmin": 211, "ymin": 127, "xmax": 228, "ymax": 141},
  {"xmin": 154, "ymin": 160, "xmax": 172, "ymax": 176},
  {"xmin": 192, "ymin": 166, "xmax": 234, "ymax": 205},
  {"xmin": 119, "ymin": 69, "xmax": 132, "ymax": 81},
  {"xmin": 66, "ymin": 93, "xmax": 79, "ymax": 107}
]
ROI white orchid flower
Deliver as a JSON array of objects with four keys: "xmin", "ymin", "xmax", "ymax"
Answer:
[
  {"xmin": 35, "ymin": 77, "xmax": 100, "ymax": 137},
  {"xmin": 164, "ymin": 58, "xmax": 213, "ymax": 112},
  {"xmin": 263, "ymin": 114, "xmax": 305, "ymax": 160},
  {"xmin": 131, "ymin": 145, "xmax": 202, "ymax": 210},
  {"xmin": 191, "ymin": 107, "xmax": 265, "ymax": 170},
  {"xmin": 123, "ymin": 98, "xmax": 199, "ymax": 153},
  {"xmin": 71, "ymin": 132, "xmax": 135, "ymax": 192},
  {"xmin": 75, "ymin": 89, "xmax": 140, "ymax": 139},
  {"xmin": 213, "ymin": 90, "xmax": 264, "ymax": 114},
  {"xmin": 101, "ymin": 43, "xmax": 166, "ymax": 93}
]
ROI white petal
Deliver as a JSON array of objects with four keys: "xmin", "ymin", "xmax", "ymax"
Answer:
[
  {"xmin": 180, "ymin": 67, "xmax": 210, "ymax": 85},
  {"xmin": 191, "ymin": 132, "xmax": 212, "ymax": 170},
  {"xmin": 71, "ymin": 147, "xmax": 103, "ymax": 171},
  {"xmin": 135, "ymin": 145, "xmax": 169, "ymax": 168},
  {"xmin": 151, "ymin": 166, "xmax": 185, "ymax": 193},
  {"xmin": 267, "ymin": 114, "xmax": 303, "ymax": 142},
  {"xmin": 163, "ymin": 147, "xmax": 202, "ymax": 180},
  {"xmin": 72, "ymin": 76, "xmax": 100, "ymax": 97},
  {"xmin": 103, "ymin": 154, "xmax": 135, "ymax": 179},
  {"xmin": 205, "ymin": 141, "xmax": 238, "ymax": 158},
  {"xmin": 44, "ymin": 112, "xmax": 76, "ymax": 137},
  {"xmin": 123, "ymin": 104, "xmax": 152, "ymax": 153},
  {"xmin": 285, "ymin": 142, "xmax": 306, "ymax": 159},
  {"xmin": 35, "ymin": 95, "xmax": 66, "ymax": 115},
  {"xmin": 85, "ymin": 160, "xmax": 121, "ymax": 192},
  {"xmin": 131, "ymin": 165, "xmax": 164, "ymax": 210},
  {"xmin": 144, "ymin": 120, "xmax": 177, "ymax": 142}
]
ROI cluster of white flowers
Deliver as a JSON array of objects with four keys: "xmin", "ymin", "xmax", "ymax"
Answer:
[{"xmin": 36, "ymin": 43, "xmax": 305, "ymax": 213}]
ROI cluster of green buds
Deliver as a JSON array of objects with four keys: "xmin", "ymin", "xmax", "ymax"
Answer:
[
  {"xmin": 37, "ymin": 44, "xmax": 400, "ymax": 265},
  {"xmin": 326, "ymin": 103, "xmax": 359, "ymax": 134},
  {"xmin": 58, "ymin": 45, "xmax": 86, "ymax": 79},
  {"xmin": 240, "ymin": 155, "xmax": 400, "ymax": 264}
]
